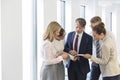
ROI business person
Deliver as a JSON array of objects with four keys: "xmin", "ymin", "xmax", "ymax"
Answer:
[
  {"xmin": 90, "ymin": 16, "xmax": 117, "ymax": 80},
  {"xmin": 40, "ymin": 21, "xmax": 68, "ymax": 80},
  {"xmin": 83, "ymin": 22, "xmax": 120, "ymax": 80},
  {"xmin": 52, "ymin": 28, "xmax": 66, "ymax": 80},
  {"xmin": 64, "ymin": 18, "xmax": 93, "ymax": 80},
  {"xmin": 90, "ymin": 16, "xmax": 102, "ymax": 80}
]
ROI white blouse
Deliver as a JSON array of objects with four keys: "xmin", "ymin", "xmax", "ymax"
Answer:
[
  {"xmin": 41, "ymin": 39, "xmax": 64, "ymax": 65},
  {"xmin": 52, "ymin": 39, "xmax": 64, "ymax": 56}
]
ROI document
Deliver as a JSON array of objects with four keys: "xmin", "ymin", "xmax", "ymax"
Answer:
[
  {"xmin": 77, "ymin": 54, "xmax": 84, "ymax": 56},
  {"xmin": 69, "ymin": 54, "xmax": 74, "ymax": 60}
]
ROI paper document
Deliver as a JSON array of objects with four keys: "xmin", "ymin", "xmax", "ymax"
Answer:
[
  {"xmin": 69, "ymin": 54, "xmax": 74, "ymax": 60},
  {"xmin": 77, "ymin": 54, "xmax": 84, "ymax": 56}
]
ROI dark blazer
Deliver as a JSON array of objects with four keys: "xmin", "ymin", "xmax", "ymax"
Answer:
[{"xmin": 64, "ymin": 31, "xmax": 93, "ymax": 74}]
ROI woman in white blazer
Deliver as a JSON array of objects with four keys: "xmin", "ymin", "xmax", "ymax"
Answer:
[
  {"xmin": 83, "ymin": 22, "xmax": 120, "ymax": 80},
  {"xmin": 40, "ymin": 21, "xmax": 68, "ymax": 80}
]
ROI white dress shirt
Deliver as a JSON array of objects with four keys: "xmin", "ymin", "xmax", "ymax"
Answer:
[{"xmin": 73, "ymin": 32, "xmax": 83, "ymax": 54}]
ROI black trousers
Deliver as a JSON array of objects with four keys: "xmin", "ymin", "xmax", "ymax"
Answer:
[
  {"xmin": 68, "ymin": 62, "xmax": 87, "ymax": 80},
  {"xmin": 90, "ymin": 63, "xmax": 101, "ymax": 80}
]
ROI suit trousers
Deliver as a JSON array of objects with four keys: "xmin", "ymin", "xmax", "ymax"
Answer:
[
  {"xmin": 90, "ymin": 62, "xmax": 101, "ymax": 80},
  {"xmin": 68, "ymin": 62, "xmax": 87, "ymax": 80}
]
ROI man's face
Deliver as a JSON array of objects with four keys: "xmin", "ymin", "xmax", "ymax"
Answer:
[{"xmin": 75, "ymin": 22, "xmax": 84, "ymax": 34}]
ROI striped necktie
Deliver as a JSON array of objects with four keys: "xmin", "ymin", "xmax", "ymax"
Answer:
[{"xmin": 96, "ymin": 40, "xmax": 100, "ymax": 57}]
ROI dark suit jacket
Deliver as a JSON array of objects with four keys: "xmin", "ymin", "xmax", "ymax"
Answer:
[{"xmin": 64, "ymin": 31, "xmax": 93, "ymax": 74}]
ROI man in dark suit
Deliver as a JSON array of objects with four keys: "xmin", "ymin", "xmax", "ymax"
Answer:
[{"xmin": 64, "ymin": 18, "xmax": 93, "ymax": 80}]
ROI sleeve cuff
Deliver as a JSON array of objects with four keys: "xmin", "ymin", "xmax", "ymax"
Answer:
[
  {"xmin": 57, "ymin": 56, "xmax": 63, "ymax": 61},
  {"xmin": 90, "ymin": 55, "xmax": 95, "ymax": 62}
]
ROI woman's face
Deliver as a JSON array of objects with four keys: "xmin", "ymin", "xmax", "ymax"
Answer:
[
  {"xmin": 54, "ymin": 28, "xmax": 61, "ymax": 40},
  {"xmin": 93, "ymin": 31, "xmax": 104, "ymax": 40},
  {"xmin": 93, "ymin": 31, "xmax": 100, "ymax": 40},
  {"xmin": 59, "ymin": 34, "xmax": 65, "ymax": 40}
]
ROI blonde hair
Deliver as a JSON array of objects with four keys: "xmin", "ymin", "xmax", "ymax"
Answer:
[{"xmin": 43, "ymin": 21, "xmax": 61, "ymax": 42}]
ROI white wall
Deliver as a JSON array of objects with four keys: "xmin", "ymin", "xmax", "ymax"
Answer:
[
  {"xmin": 98, "ymin": 4, "xmax": 120, "ymax": 54},
  {"xmin": 69, "ymin": 0, "xmax": 103, "ymax": 33},
  {"xmin": 1, "ymin": 0, "xmax": 22, "ymax": 80},
  {"xmin": 85, "ymin": 0, "xmax": 98, "ymax": 33},
  {"xmin": 0, "ymin": 0, "xmax": 1, "ymax": 80},
  {"xmin": 37, "ymin": 0, "xmax": 44, "ymax": 80},
  {"xmin": 22, "ymin": 0, "xmax": 37, "ymax": 80},
  {"xmin": 1, "ymin": 0, "xmax": 37, "ymax": 80},
  {"xmin": 71, "ymin": 0, "xmax": 81, "ymax": 30},
  {"xmin": 116, "ymin": 5, "xmax": 120, "ymax": 55},
  {"xmin": 44, "ymin": 0, "xmax": 57, "ymax": 28},
  {"xmin": 65, "ymin": 0, "xmax": 72, "ymax": 33}
]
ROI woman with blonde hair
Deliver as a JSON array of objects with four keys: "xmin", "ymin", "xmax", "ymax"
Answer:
[{"xmin": 40, "ymin": 21, "xmax": 68, "ymax": 80}]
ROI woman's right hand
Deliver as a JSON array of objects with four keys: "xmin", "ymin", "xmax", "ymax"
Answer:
[
  {"xmin": 83, "ymin": 54, "xmax": 92, "ymax": 59},
  {"xmin": 61, "ymin": 53, "xmax": 68, "ymax": 59}
]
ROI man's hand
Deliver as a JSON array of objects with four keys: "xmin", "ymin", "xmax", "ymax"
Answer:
[
  {"xmin": 69, "ymin": 50, "xmax": 77, "ymax": 56},
  {"xmin": 73, "ymin": 56, "xmax": 79, "ymax": 61}
]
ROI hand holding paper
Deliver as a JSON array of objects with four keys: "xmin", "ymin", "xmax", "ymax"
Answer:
[
  {"xmin": 69, "ymin": 54, "xmax": 79, "ymax": 61},
  {"xmin": 77, "ymin": 54, "xmax": 84, "ymax": 56},
  {"xmin": 82, "ymin": 54, "xmax": 91, "ymax": 59}
]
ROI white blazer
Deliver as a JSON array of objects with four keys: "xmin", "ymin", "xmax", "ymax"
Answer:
[
  {"xmin": 41, "ymin": 39, "xmax": 63, "ymax": 65},
  {"xmin": 91, "ymin": 35, "xmax": 120, "ymax": 77}
]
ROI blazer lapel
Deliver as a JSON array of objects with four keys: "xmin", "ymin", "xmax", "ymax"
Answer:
[
  {"xmin": 71, "ymin": 32, "xmax": 76, "ymax": 49},
  {"xmin": 79, "ymin": 32, "xmax": 85, "ymax": 51}
]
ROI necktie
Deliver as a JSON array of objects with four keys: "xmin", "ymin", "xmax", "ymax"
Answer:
[
  {"xmin": 96, "ymin": 40, "xmax": 100, "ymax": 57},
  {"xmin": 74, "ymin": 35, "xmax": 79, "ymax": 51}
]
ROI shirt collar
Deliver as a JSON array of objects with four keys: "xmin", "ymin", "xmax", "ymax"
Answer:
[{"xmin": 75, "ymin": 31, "xmax": 83, "ymax": 37}]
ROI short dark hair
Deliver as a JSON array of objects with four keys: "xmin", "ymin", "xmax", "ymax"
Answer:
[
  {"xmin": 92, "ymin": 22, "xmax": 106, "ymax": 35},
  {"xmin": 75, "ymin": 18, "xmax": 86, "ymax": 28},
  {"xmin": 58, "ymin": 28, "xmax": 65, "ymax": 37},
  {"xmin": 90, "ymin": 16, "xmax": 102, "ymax": 23}
]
